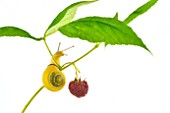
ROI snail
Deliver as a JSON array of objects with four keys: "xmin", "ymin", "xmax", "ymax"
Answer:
[{"xmin": 42, "ymin": 43, "xmax": 74, "ymax": 92}]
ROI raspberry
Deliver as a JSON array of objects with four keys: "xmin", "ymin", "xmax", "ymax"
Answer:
[{"xmin": 69, "ymin": 78, "xmax": 88, "ymax": 98}]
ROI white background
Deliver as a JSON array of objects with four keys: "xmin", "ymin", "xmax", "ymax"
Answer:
[{"xmin": 0, "ymin": 0, "xmax": 170, "ymax": 113}]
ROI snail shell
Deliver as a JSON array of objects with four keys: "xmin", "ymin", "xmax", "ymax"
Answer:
[{"xmin": 42, "ymin": 64, "xmax": 66, "ymax": 92}]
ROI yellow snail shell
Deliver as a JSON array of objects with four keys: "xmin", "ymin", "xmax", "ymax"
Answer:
[{"xmin": 42, "ymin": 64, "xmax": 66, "ymax": 92}]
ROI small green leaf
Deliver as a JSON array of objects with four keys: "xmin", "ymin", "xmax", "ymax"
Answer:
[
  {"xmin": 124, "ymin": 0, "xmax": 158, "ymax": 24},
  {"xmin": 0, "ymin": 26, "xmax": 43, "ymax": 41},
  {"xmin": 44, "ymin": 0, "xmax": 97, "ymax": 37},
  {"xmin": 59, "ymin": 16, "xmax": 151, "ymax": 53}
]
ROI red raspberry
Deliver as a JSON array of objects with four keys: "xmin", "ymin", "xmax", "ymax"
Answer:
[{"xmin": 69, "ymin": 78, "xmax": 88, "ymax": 98}]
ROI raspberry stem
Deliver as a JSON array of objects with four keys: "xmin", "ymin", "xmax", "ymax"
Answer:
[
  {"xmin": 73, "ymin": 63, "xmax": 80, "ymax": 80},
  {"xmin": 61, "ymin": 43, "xmax": 100, "ymax": 71}
]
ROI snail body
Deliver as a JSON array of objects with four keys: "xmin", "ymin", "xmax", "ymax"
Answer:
[{"xmin": 50, "ymin": 51, "xmax": 64, "ymax": 65}]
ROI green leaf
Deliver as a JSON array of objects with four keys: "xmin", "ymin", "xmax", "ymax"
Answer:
[
  {"xmin": 124, "ymin": 0, "xmax": 158, "ymax": 24},
  {"xmin": 0, "ymin": 26, "xmax": 43, "ymax": 41},
  {"xmin": 44, "ymin": 0, "xmax": 97, "ymax": 37},
  {"xmin": 59, "ymin": 16, "xmax": 151, "ymax": 53}
]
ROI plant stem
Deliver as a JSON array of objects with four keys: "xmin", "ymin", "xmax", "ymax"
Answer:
[
  {"xmin": 73, "ymin": 63, "xmax": 80, "ymax": 80},
  {"xmin": 43, "ymin": 37, "xmax": 62, "ymax": 70},
  {"xmin": 21, "ymin": 86, "xmax": 44, "ymax": 113},
  {"xmin": 61, "ymin": 43, "xmax": 100, "ymax": 70}
]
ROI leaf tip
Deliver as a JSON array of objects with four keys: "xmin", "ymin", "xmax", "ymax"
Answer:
[
  {"xmin": 86, "ymin": 0, "xmax": 99, "ymax": 3},
  {"xmin": 147, "ymin": 49, "xmax": 153, "ymax": 56},
  {"xmin": 91, "ymin": 0, "xmax": 98, "ymax": 2},
  {"xmin": 113, "ymin": 12, "xmax": 118, "ymax": 20}
]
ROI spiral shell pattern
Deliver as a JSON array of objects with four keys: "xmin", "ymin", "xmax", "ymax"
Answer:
[
  {"xmin": 42, "ymin": 64, "xmax": 66, "ymax": 92},
  {"xmin": 49, "ymin": 72, "xmax": 64, "ymax": 87}
]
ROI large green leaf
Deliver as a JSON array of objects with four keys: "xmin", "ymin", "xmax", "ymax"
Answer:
[
  {"xmin": 44, "ymin": 0, "xmax": 97, "ymax": 37},
  {"xmin": 0, "ymin": 26, "xmax": 42, "ymax": 41},
  {"xmin": 124, "ymin": 0, "xmax": 158, "ymax": 24},
  {"xmin": 59, "ymin": 16, "xmax": 151, "ymax": 53}
]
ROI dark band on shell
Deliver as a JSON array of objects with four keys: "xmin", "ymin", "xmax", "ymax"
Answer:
[{"xmin": 49, "ymin": 71, "xmax": 64, "ymax": 87}]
